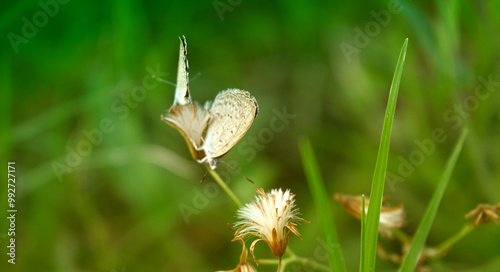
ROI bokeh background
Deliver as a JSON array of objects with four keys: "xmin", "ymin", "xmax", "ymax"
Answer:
[{"xmin": 1, "ymin": 0, "xmax": 500, "ymax": 271}]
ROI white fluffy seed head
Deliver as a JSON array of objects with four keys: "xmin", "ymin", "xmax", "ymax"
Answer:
[
  {"xmin": 234, "ymin": 188, "xmax": 300, "ymax": 244},
  {"xmin": 232, "ymin": 188, "xmax": 308, "ymax": 268}
]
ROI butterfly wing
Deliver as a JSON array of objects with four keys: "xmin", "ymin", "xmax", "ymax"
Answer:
[
  {"xmin": 203, "ymin": 89, "xmax": 258, "ymax": 159},
  {"xmin": 163, "ymin": 103, "xmax": 210, "ymax": 160},
  {"xmin": 173, "ymin": 35, "xmax": 192, "ymax": 106}
]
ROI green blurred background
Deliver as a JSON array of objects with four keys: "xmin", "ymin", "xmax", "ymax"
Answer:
[{"xmin": 1, "ymin": 0, "xmax": 500, "ymax": 271}]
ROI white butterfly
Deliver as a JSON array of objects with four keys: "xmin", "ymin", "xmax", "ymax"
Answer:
[{"xmin": 162, "ymin": 36, "xmax": 258, "ymax": 170}]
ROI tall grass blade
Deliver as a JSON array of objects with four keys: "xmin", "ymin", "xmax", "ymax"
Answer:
[
  {"xmin": 399, "ymin": 128, "xmax": 468, "ymax": 272},
  {"xmin": 299, "ymin": 138, "xmax": 347, "ymax": 272},
  {"xmin": 363, "ymin": 38, "xmax": 408, "ymax": 272},
  {"xmin": 359, "ymin": 194, "xmax": 366, "ymax": 272}
]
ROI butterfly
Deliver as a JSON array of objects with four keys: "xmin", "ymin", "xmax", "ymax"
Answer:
[{"xmin": 162, "ymin": 36, "xmax": 259, "ymax": 170}]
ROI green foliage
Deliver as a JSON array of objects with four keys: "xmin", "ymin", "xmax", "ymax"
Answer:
[
  {"xmin": 300, "ymin": 138, "xmax": 347, "ymax": 272},
  {"xmin": 2, "ymin": 1, "xmax": 499, "ymax": 271},
  {"xmin": 363, "ymin": 38, "xmax": 407, "ymax": 272},
  {"xmin": 360, "ymin": 194, "xmax": 366, "ymax": 272},
  {"xmin": 400, "ymin": 129, "xmax": 468, "ymax": 272}
]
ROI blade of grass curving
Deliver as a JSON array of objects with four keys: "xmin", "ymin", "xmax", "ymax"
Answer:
[
  {"xmin": 299, "ymin": 138, "xmax": 347, "ymax": 272},
  {"xmin": 363, "ymin": 38, "xmax": 408, "ymax": 272},
  {"xmin": 359, "ymin": 194, "xmax": 366, "ymax": 272},
  {"xmin": 399, "ymin": 128, "xmax": 468, "ymax": 272}
]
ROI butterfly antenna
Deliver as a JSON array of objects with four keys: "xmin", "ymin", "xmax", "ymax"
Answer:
[
  {"xmin": 189, "ymin": 72, "xmax": 202, "ymax": 82},
  {"xmin": 152, "ymin": 75, "xmax": 177, "ymax": 87},
  {"xmin": 220, "ymin": 160, "xmax": 254, "ymax": 184},
  {"xmin": 200, "ymin": 171, "xmax": 209, "ymax": 182}
]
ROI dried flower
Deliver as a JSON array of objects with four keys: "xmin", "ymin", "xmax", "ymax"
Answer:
[
  {"xmin": 217, "ymin": 239, "xmax": 257, "ymax": 272},
  {"xmin": 232, "ymin": 188, "xmax": 308, "ymax": 269},
  {"xmin": 465, "ymin": 203, "xmax": 500, "ymax": 226},
  {"xmin": 334, "ymin": 194, "xmax": 405, "ymax": 237}
]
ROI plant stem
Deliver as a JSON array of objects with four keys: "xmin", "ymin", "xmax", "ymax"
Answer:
[
  {"xmin": 426, "ymin": 224, "xmax": 473, "ymax": 257},
  {"xmin": 294, "ymin": 257, "xmax": 332, "ymax": 272},
  {"xmin": 207, "ymin": 167, "xmax": 242, "ymax": 208},
  {"xmin": 256, "ymin": 258, "xmax": 280, "ymax": 265},
  {"xmin": 258, "ymin": 255, "xmax": 331, "ymax": 272}
]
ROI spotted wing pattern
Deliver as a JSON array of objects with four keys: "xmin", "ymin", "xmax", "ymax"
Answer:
[{"xmin": 202, "ymin": 89, "xmax": 259, "ymax": 160}]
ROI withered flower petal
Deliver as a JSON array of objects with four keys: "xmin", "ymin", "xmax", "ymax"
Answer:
[{"xmin": 465, "ymin": 203, "xmax": 500, "ymax": 226}]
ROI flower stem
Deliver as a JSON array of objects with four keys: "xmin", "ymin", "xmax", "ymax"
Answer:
[
  {"xmin": 426, "ymin": 224, "xmax": 474, "ymax": 257},
  {"xmin": 255, "ymin": 258, "xmax": 279, "ymax": 265},
  {"xmin": 207, "ymin": 167, "xmax": 243, "ymax": 208},
  {"xmin": 295, "ymin": 256, "xmax": 331, "ymax": 272},
  {"xmin": 258, "ymin": 255, "xmax": 331, "ymax": 272}
]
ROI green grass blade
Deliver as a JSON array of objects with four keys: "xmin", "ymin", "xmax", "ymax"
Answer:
[
  {"xmin": 363, "ymin": 38, "xmax": 408, "ymax": 272},
  {"xmin": 359, "ymin": 194, "xmax": 366, "ymax": 272},
  {"xmin": 399, "ymin": 128, "xmax": 468, "ymax": 272},
  {"xmin": 299, "ymin": 138, "xmax": 347, "ymax": 272}
]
